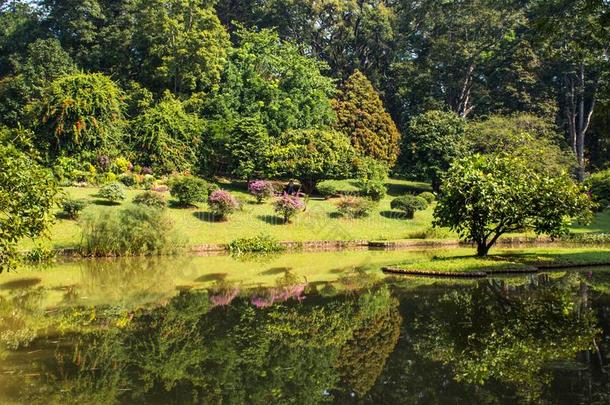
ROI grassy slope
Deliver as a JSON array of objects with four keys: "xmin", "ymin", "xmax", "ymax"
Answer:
[{"xmin": 23, "ymin": 178, "xmax": 610, "ymax": 250}]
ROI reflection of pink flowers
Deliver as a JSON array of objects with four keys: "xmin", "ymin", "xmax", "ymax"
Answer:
[
  {"xmin": 250, "ymin": 283, "xmax": 307, "ymax": 308},
  {"xmin": 209, "ymin": 287, "xmax": 240, "ymax": 307}
]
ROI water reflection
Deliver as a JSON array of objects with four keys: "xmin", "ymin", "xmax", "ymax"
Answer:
[{"xmin": 1, "ymin": 267, "xmax": 610, "ymax": 403}]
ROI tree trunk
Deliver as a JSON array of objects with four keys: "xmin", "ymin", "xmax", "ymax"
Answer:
[
  {"xmin": 299, "ymin": 179, "xmax": 316, "ymax": 195},
  {"xmin": 476, "ymin": 241, "xmax": 489, "ymax": 257}
]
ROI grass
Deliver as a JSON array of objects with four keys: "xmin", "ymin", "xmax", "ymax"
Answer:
[
  {"xmin": 388, "ymin": 247, "xmax": 610, "ymax": 275},
  {"xmin": 19, "ymin": 178, "xmax": 610, "ymax": 251}
]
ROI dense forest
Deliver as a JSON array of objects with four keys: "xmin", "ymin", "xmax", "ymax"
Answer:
[{"xmin": 1, "ymin": 0, "xmax": 608, "ymax": 181}]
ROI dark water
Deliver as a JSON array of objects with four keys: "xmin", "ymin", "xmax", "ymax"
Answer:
[{"xmin": 1, "ymin": 257, "xmax": 610, "ymax": 404}]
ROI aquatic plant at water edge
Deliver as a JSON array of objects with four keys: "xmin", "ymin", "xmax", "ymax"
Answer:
[
  {"xmin": 227, "ymin": 234, "xmax": 285, "ymax": 254},
  {"xmin": 208, "ymin": 189, "xmax": 239, "ymax": 220},
  {"xmin": 79, "ymin": 205, "xmax": 180, "ymax": 256}
]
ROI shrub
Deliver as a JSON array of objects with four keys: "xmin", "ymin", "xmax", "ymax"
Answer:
[
  {"xmin": 227, "ymin": 234, "xmax": 285, "ymax": 254},
  {"xmin": 317, "ymin": 182, "xmax": 338, "ymax": 199},
  {"xmin": 169, "ymin": 176, "xmax": 213, "ymax": 207},
  {"xmin": 22, "ymin": 246, "xmax": 56, "ymax": 264},
  {"xmin": 357, "ymin": 179, "xmax": 386, "ymax": 201},
  {"xmin": 61, "ymin": 198, "xmax": 88, "ymax": 219},
  {"xmin": 97, "ymin": 182, "xmax": 126, "ymax": 204},
  {"xmin": 208, "ymin": 190, "xmax": 239, "ymax": 220},
  {"xmin": 133, "ymin": 191, "xmax": 167, "ymax": 209},
  {"xmin": 418, "ymin": 191, "xmax": 436, "ymax": 204},
  {"xmin": 111, "ymin": 156, "xmax": 132, "ymax": 174},
  {"xmin": 337, "ymin": 196, "xmax": 376, "ymax": 218},
  {"xmin": 80, "ymin": 205, "xmax": 179, "ymax": 256},
  {"xmin": 119, "ymin": 173, "xmax": 137, "ymax": 187},
  {"xmin": 390, "ymin": 195, "xmax": 428, "ymax": 218},
  {"xmin": 274, "ymin": 194, "xmax": 306, "ymax": 223},
  {"xmin": 248, "ymin": 180, "xmax": 275, "ymax": 203},
  {"xmin": 586, "ymin": 169, "xmax": 610, "ymax": 210}
]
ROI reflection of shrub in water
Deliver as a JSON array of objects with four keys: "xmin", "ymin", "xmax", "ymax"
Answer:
[
  {"xmin": 250, "ymin": 273, "xmax": 307, "ymax": 308},
  {"xmin": 208, "ymin": 281, "xmax": 240, "ymax": 307},
  {"xmin": 0, "ymin": 287, "xmax": 46, "ymax": 350}
]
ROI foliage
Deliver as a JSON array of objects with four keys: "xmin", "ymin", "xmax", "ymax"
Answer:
[
  {"xmin": 80, "ymin": 205, "xmax": 179, "ymax": 256},
  {"xmin": 274, "ymin": 194, "xmax": 306, "ymax": 223},
  {"xmin": 208, "ymin": 190, "xmax": 239, "ymax": 220},
  {"xmin": 225, "ymin": 118, "xmax": 271, "ymax": 179},
  {"xmin": 227, "ymin": 234, "xmax": 285, "ymax": 254},
  {"xmin": 586, "ymin": 169, "xmax": 610, "ymax": 210},
  {"xmin": 434, "ymin": 154, "xmax": 593, "ymax": 256},
  {"xmin": 130, "ymin": 93, "xmax": 204, "ymax": 174},
  {"xmin": 96, "ymin": 182, "xmax": 126, "ymax": 204},
  {"xmin": 400, "ymin": 110, "xmax": 468, "ymax": 189},
  {"xmin": 118, "ymin": 173, "xmax": 136, "ymax": 187},
  {"xmin": 61, "ymin": 198, "xmax": 87, "ymax": 219},
  {"xmin": 0, "ymin": 143, "xmax": 58, "ymax": 272},
  {"xmin": 357, "ymin": 180, "xmax": 386, "ymax": 202},
  {"xmin": 21, "ymin": 245, "xmax": 56, "ymax": 264},
  {"xmin": 132, "ymin": 191, "xmax": 167, "ymax": 209},
  {"xmin": 336, "ymin": 196, "xmax": 376, "ymax": 219},
  {"xmin": 269, "ymin": 129, "xmax": 356, "ymax": 194},
  {"xmin": 316, "ymin": 182, "xmax": 338, "ymax": 199},
  {"xmin": 418, "ymin": 192, "xmax": 436, "ymax": 204},
  {"xmin": 32, "ymin": 73, "xmax": 124, "ymax": 157},
  {"xmin": 169, "ymin": 176, "xmax": 214, "ymax": 207},
  {"xmin": 248, "ymin": 180, "xmax": 275, "ymax": 203},
  {"xmin": 333, "ymin": 70, "xmax": 401, "ymax": 166},
  {"xmin": 390, "ymin": 195, "xmax": 428, "ymax": 219}
]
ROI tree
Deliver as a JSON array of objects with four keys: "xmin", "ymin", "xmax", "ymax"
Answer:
[
  {"xmin": 130, "ymin": 93, "xmax": 204, "ymax": 174},
  {"xmin": 225, "ymin": 117, "xmax": 271, "ymax": 179},
  {"xmin": 333, "ymin": 70, "xmax": 401, "ymax": 166},
  {"xmin": 433, "ymin": 154, "xmax": 592, "ymax": 256},
  {"xmin": 400, "ymin": 110, "xmax": 468, "ymax": 190},
  {"xmin": 131, "ymin": 0, "xmax": 230, "ymax": 95},
  {"xmin": 0, "ymin": 142, "xmax": 58, "ymax": 272},
  {"xmin": 269, "ymin": 129, "xmax": 356, "ymax": 194},
  {"xmin": 467, "ymin": 113, "xmax": 575, "ymax": 176},
  {"xmin": 32, "ymin": 72, "xmax": 125, "ymax": 158},
  {"xmin": 208, "ymin": 27, "xmax": 336, "ymax": 138}
]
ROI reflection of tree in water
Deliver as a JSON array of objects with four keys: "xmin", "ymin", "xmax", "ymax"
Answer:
[
  {"xmin": 366, "ymin": 273, "xmax": 601, "ymax": 403},
  {"xmin": 18, "ymin": 281, "xmax": 402, "ymax": 404}
]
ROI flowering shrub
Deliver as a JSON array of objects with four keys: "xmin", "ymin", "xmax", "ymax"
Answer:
[
  {"xmin": 273, "ymin": 194, "xmax": 305, "ymax": 223},
  {"xmin": 208, "ymin": 189, "xmax": 239, "ymax": 220},
  {"xmin": 336, "ymin": 195, "xmax": 376, "ymax": 218},
  {"xmin": 248, "ymin": 180, "xmax": 275, "ymax": 203}
]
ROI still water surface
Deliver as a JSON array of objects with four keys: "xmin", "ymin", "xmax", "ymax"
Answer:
[{"xmin": 0, "ymin": 249, "xmax": 609, "ymax": 404}]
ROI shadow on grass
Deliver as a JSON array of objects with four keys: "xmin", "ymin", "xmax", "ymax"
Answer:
[
  {"xmin": 257, "ymin": 215, "xmax": 285, "ymax": 225},
  {"xmin": 379, "ymin": 210, "xmax": 410, "ymax": 220},
  {"xmin": 195, "ymin": 273, "xmax": 228, "ymax": 282},
  {"xmin": 0, "ymin": 278, "xmax": 41, "ymax": 290},
  {"xmin": 261, "ymin": 267, "xmax": 292, "ymax": 276},
  {"xmin": 328, "ymin": 212, "xmax": 342, "ymax": 219},
  {"xmin": 91, "ymin": 199, "xmax": 122, "ymax": 206},
  {"xmin": 193, "ymin": 212, "xmax": 223, "ymax": 222}
]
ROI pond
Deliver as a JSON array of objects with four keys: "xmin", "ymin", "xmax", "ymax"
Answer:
[{"xmin": 1, "ymin": 250, "xmax": 610, "ymax": 404}]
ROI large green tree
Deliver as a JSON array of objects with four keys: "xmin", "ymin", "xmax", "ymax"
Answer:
[
  {"xmin": 333, "ymin": 70, "xmax": 401, "ymax": 167},
  {"xmin": 434, "ymin": 154, "xmax": 592, "ymax": 256},
  {"xmin": 32, "ymin": 72, "xmax": 125, "ymax": 158}
]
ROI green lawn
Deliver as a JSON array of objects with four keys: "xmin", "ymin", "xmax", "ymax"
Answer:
[
  {"xmin": 389, "ymin": 247, "xmax": 610, "ymax": 275},
  {"xmin": 21, "ymin": 178, "xmax": 610, "ymax": 251}
]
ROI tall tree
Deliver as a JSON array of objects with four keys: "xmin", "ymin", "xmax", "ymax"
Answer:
[{"xmin": 333, "ymin": 70, "xmax": 401, "ymax": 167}]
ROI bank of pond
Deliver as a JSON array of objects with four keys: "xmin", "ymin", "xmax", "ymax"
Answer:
[{"xmin": 2, "ymin": 247, "xmax": 610, "ymax": 403}]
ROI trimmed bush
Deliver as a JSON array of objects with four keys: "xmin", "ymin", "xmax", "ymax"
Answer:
[
  {"xmin": 208, "ymin": 190, "xmax": 239, "ymax": 220},
  {"xmin": 336, "ymin": 196, "xmax": 376, "ymax": 218},
  {"xmin": 357, "ymin": 179, "xmax": 386, "ymax": 201},
  {"xmin": 119, "ymin": 173, "xmax": 137, "ymax": 187},
  {"xmin": 80, "ymin": 205, "xmax": 179, "ymax": 256},
  {"xmin": 133, "ymin": 191, "xmax": 167, "ymax": 209},
  {"xmin": 274, "ymin": 194, "xmax": 306, "ymax": 223},
  {"xmin": 317, "ymin": 182, "xmax": 338, "ymax": 199},
  {"xmin": 228, "ymin": 234, "xmax": 285, "ymax": 254},
  {"xmin": 97, "ymin": 182, "xmax": 126, "ymax": 204},
  {"xmin": 248, "ymin": 180, "xmax": 275, "ymax": 203},
  {"xmin": 418, "ymin": 191, "xmax": 436, "ymax": 204},
  {"xmin": 390, "ymin": 195, "xmax": 428, "ymax": 218},
  {"xmin": 586, "ymin": 169, "xmax": 610, "ymax": 210},
  {"xmin": 169, "ymin": 176, "xmax": 213, "ymax": 207},
  {"xmin": 61, "ymin": 198, "xmax": 88, "ymax": 219}
]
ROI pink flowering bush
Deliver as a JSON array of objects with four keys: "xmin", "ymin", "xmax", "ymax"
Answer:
[
  {"xmin": 273, "ymin": 193, "xmax": 305, "ymax": 223},
  {"xmin": 248, "ymin": 180, "xmax": 275, "ymax": 203},
  {"xmin": 208, "ymin": 189, "xmax": 239, "ymax": 220}
]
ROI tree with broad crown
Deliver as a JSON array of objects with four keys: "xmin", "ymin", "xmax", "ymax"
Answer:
[
  {"xmin": 433, "ymin": 154, "xmax": 593, "ymax": 257},
  {"xmin": 333, "ymin": 70, "xmax": 400, "ymax": 167}
]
